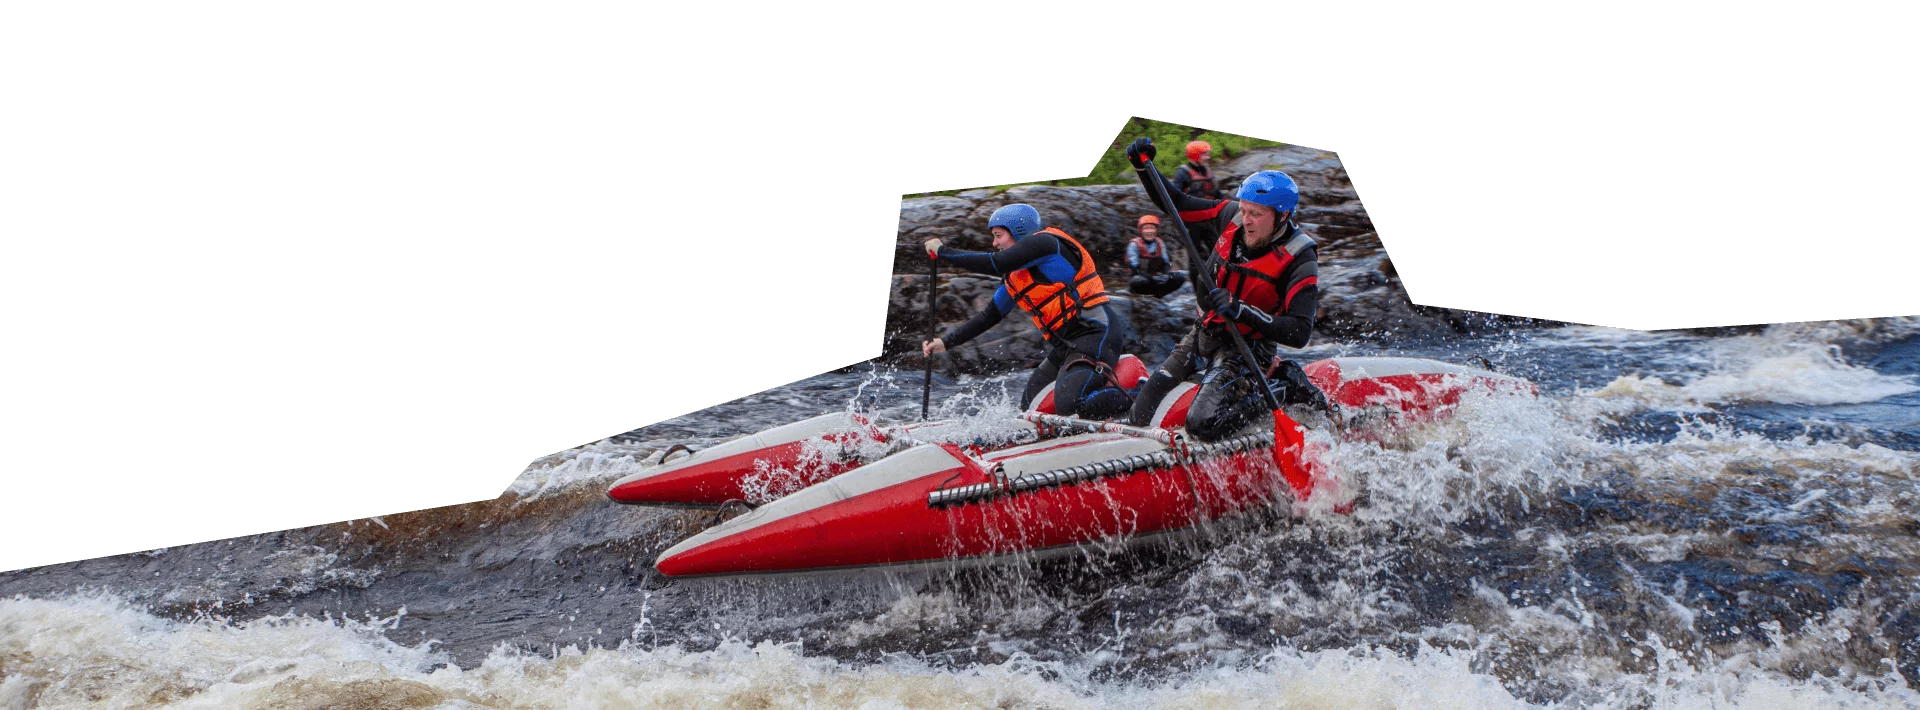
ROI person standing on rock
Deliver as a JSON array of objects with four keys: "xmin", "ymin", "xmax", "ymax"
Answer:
[
  {"xmin": 1173, "ymin": 140, "xmax": 1223, "ymax": 200},
  {"xmin": 920, "ymin": 203, "xmax": 1134, "ymax": 420},
  {"xmin": 1126, "ymin": 214, "xmax": 1187, "ymax": 297},
  {"xmin": 1122, "ymin": 137, "xmax": 1326, "ymax": 441}
]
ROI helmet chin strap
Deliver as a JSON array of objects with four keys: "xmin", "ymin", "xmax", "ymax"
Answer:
[{"xmin": 1273, "ymin": 213, "xmax": 1294, "ymax": 243}]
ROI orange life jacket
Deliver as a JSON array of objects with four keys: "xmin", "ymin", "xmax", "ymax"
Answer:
[
  {"xmin": 1202, "ymin": 223, "xmax": 1316, "ymax": 338},
  {"xmin": 1004, "ymin": 227, "xmax": 1110, "ymax": 340}
]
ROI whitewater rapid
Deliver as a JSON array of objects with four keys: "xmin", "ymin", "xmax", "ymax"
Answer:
[{"xmin": 4, "ymin": 319, "xmax": 1919, "ymax": 708}]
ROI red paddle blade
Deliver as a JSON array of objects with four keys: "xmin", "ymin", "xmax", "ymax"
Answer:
[{"xmin": 1273, "ymin": 409, "xmax": 1314, "ymax": 499}]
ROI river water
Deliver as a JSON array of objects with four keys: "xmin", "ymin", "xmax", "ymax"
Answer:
[{"xmin": 4, "ymin": 319, "xmax": 1919, "ymax": 708}]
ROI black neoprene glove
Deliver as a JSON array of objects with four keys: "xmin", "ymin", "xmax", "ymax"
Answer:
[{"xmin": 1125, "ymin": 137, "xmax": 1157, "ymax": 169}]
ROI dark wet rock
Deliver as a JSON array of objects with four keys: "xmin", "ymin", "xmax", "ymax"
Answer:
[
  {"xmin": 895, "ymin": 196, "xmax": 973, "ymax": 234},
  {"xmin": 1217, "ymin": 144, "xmax": 1352, "ymax": 198},
  {"xmin": 1298, "ymin": 206, "xmax": 1376, "ymax": 247},
  {"xmin": 884, "ymin": 145, "xmax": 1561, "ymax": 369}
]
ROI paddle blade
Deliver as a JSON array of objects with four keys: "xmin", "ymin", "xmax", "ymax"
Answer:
[{"xmin": 1273, "ymin": 409, "xmax": 1315, "ymax": 499}]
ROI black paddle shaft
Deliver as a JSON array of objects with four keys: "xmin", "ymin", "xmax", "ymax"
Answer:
[
  {"xmin": 922, "ymin": 248, "xmax": 937, "ymax": 420},
  {"xmin": 1139, "ymin": 160, "xmax": 1285, "ymax": 412}
]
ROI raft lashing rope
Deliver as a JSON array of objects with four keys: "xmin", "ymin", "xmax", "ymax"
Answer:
[
  {"xmin": 926, "ymin": 425, "xmax": 1274, "ymax": 508},
  {"xmin": 1020, "ymin": 411, "xmax": 1180, "ymax": 445}
]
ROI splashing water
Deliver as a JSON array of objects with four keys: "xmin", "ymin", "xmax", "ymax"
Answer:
[
  {"xmin": 4, "ymin": 594, "xmax": 1916, "ymax": 709},
  {"xmin": 1589, "ymin": 318, "xmax": 1920, "ymax": 406},
  {"xmin": 6, "ymin": 321, "xmax": 1920, "ymax": 707}
]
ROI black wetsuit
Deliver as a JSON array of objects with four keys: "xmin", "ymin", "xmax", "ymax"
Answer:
[
  {"xmin": 935, "ymin": 231, "xmax": 1133, "ymax": 420},
  {"xmin": 1127, "ymin": 171, "xmax": 1323, "ymax": 440},
  {"xmin": 1173, "ymin": 162, "xmax": 1223, "ymax": 200}
]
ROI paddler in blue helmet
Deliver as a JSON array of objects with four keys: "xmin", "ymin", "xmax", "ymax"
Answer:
[
  {"xmin": 921, "ymin": 203, "xmax": 1134, "ymax": 420},
  {"xmin": 1120, "ymin": 138, "xmax": 1326, "ymax": 440}
]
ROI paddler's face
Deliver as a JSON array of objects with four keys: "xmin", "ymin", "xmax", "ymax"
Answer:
[
  {"xmin": 990, "ymin": 226, "xmax": 1015, "ymax": 250},
  {"xmin": 1140, "ymin": 223, "xmax": 1158, "ymax": 239},
  {"xmin": 1239, "ymin": 202, "xmax": 1285, "ymax": 246},
  {"xmin": 1196, "ymin": 150, "xmax": 1211, "ymax": 164}
]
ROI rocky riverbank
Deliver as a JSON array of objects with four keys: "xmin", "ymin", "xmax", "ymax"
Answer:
[{"xmin": 884, "ymin": 144, "xmax": 1557, "ymax": 372}]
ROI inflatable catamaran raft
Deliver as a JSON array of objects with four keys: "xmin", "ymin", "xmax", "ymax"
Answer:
[
  {"xmin": 610, "ymin": 357, "xmax": 1535, "ymax": 577},
  {"xmin": 604, "ymin": 355, "xmax": 1153, "ymax": 507}
]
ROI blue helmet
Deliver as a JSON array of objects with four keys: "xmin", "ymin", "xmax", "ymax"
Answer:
[
  {"xmin": 987, "ymin": 203, "xmax": 1042, "ymax": 241},
  {"xmin": 1236, "ymin": 170, "xmax": 1299, "ymax": 214}
]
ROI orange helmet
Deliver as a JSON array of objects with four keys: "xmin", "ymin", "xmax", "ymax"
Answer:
[
  {"xmin": 1137, "ymin": 214, "xmax": 1160, "ymax": 227},
  {"xmin": 1185, "ymin": 140, "xmax": 1211, "ymax": 162}
]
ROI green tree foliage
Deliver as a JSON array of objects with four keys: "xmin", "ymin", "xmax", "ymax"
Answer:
[{"xmin": 908, "ymin": 117, "xmax": 1286, "ymax": 197}]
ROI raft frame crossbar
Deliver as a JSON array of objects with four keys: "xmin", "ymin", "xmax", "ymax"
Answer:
[
  {"xmin": 1019, "ymin": 412, "xmax": 1181, "ymax": 445},
  {"xmin": 927, "ymin": 430, "xmax": 1273, "ymax": 508}
]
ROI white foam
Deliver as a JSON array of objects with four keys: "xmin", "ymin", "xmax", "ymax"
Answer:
[
  {"xmin": 735, "ymin": 382, "xmax": 1040, "ymax": 504},
  {"xmin": 1610, "ymin": 531, "xmax": 1701, "ymax": 563},
  {"xmin": 1614, "ymin": 418, "xmax": 1918, "ymax": 491},
  {"xmin": 1325, "ymin": 388, "xmax": 1597, "ymax": 526},
  {"xmin": 1310, "ymin": 373, "xmax": 1918, "ymax": 532},
  {"xmin": 506, "ymin": 443, "xmax": 650, "ymax": 501},
  {"xmin": 1592, "ymin": 327, "xmax": 1918, "ymax": 408},
  {"xmin": 0, "ymin": 594, "xmax": 444, "ymax": 709},
  {"xmin": 3, "ymin": 594, "xmax": 1913, "ymax": 709}
]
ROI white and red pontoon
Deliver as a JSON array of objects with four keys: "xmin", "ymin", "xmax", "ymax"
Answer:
[{"xmin": 615, "ymin": 356, "xmax": 1534, "ymax": 577}]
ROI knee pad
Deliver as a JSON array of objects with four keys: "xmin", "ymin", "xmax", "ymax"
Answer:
[
  {"xmin": 1068, "ymin": 356, "xmax": 1133, "ymax": 421},
  {"xmin": 1076, "ymin": 387, "xmax": 1134, "ymax": 421},
  {"xmin": 1062, "ymin": 353, "xmax": 1124, "ymax": 391}
]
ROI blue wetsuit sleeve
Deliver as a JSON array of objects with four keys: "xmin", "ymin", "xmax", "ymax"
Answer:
[
  {"xmin": 1125, "ymin": 241, "xmax": 1141, "ymax": 269},
  {"xmin": 936, "ymin": 233, "xmax": 1074, "ymax": 278}
]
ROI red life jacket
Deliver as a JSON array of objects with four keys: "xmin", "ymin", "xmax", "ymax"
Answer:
[
  {"xmin": 1202, "ymin": 223, "xmax": 1316, "ymax": 337},
  {"xmin": 1180, "ymin": 163, "xmax": 1217, "ymax": 197},
  {"xmin": 1128, "ymin": 236, "xmax": 1168, "ymax": 273},
  {"xmin": 1004, "ymin": 228, "xmax": 1110, "ymax": 340}
]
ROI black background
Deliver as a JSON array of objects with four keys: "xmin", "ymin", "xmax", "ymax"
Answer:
[{"xmin": 0, "ymin": 107, "xmax": 1889, "ymax": 568}]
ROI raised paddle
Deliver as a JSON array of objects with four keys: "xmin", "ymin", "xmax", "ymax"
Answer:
[
  {"xmin": 1136, "ymin": 149, "xmax": 1320, "ymax": 506},
  {"xmin": 1137, "ymin": 157, "xmax": 1284, "ymax": 412},
  {"xmin": 922, "ymin": 245, "xmax": 938, "ymax": 420}
]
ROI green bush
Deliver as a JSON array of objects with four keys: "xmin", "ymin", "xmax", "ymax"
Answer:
[{"xmin": 908, "ymin": 116, "xmax": 1285, "ymax": 197}]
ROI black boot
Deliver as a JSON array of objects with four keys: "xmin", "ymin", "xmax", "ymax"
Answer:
[
  {"xmin": 1128, "ymin": 370, "xmax": 1183, "ymax": 427},
  {"xmin": 1271, "ymin": 359, "xmax": 1332, "ymax": 413},
  {"xmin": 1186, "ymin": 362, "xmax": 1263, "ymax": 442}
]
